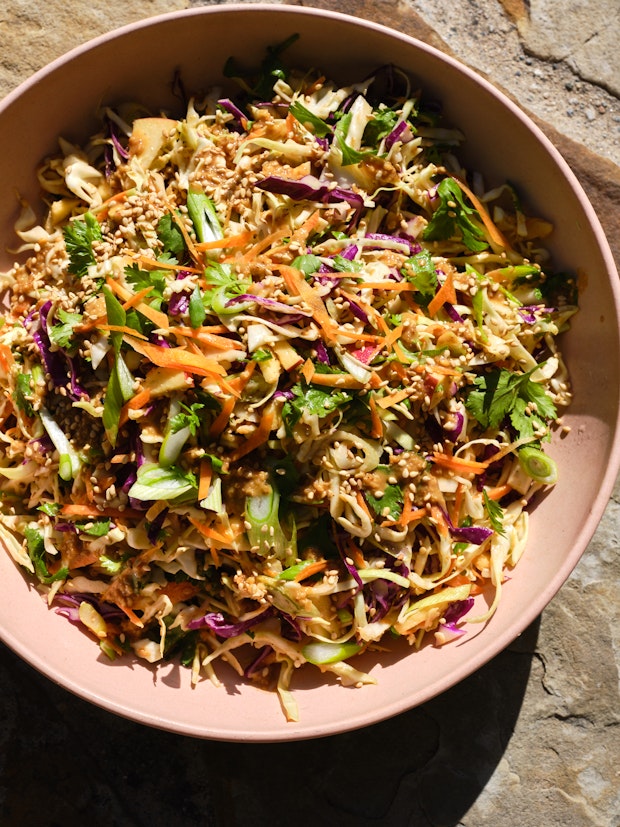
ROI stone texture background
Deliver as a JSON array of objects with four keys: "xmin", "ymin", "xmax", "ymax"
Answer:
[{"xmin": 0, "ymin": 2, "xmax": 618, "ymax": 825}]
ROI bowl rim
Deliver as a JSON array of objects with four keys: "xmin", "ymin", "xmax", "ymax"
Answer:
[{"xmin": 1, "ymin": 3, "xmax": 619, "ymax": 741}]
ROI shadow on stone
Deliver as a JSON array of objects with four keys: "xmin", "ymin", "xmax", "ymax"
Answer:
[
  {"xmin": 0, "ymin": 616, "xmax": 538, "ymax": 826},
  {"xmin": 200, "ymin": 617, "xmax": 540, "ymax": 827}
]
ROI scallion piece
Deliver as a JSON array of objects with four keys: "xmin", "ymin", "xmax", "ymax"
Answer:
[{"xmin": 518, "ymin": 446, "xmax": 558, "ymax": 485}]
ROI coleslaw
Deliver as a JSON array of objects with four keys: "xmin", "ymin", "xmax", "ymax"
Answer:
[{"xmin": 0, "ymin": 40, "xmax": 577, "ymax": 721}]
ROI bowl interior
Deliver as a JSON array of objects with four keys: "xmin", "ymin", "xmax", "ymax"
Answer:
[{"xmin": 0, "ymin": 5, "xmax": 618, "ymax": 741}]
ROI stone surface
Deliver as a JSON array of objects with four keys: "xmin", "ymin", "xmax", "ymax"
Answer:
[{"xmin": 0, "ymin": 2, "xmax": 619, "ymax": 826}]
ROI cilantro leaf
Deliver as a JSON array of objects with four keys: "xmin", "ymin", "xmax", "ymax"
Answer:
[
  {"xmin": 157, "ymin": 213, "xmax": 186, "ymax": 261},
  {"xmin": 125, "ymin": 265, "xmax": 167, "ymax": 301},
  {"xmin": 13, "ymin": 373, "xmax": 34, "ymax": 416},
  {"xmin": 334, "ymin": 113, "xmax": 376, "ymax": 166},
  {"xmin": 365, "ymin": 467, "xmax": 403, "ymax": 521},
  {"xmin": 63, "ymin": 212, "xmax": 102, "ymax": 278},
  {"xmin": 189, "ymin": 285, "xmax": 206, "ymax": 329},
  {"xmin": 282, "ymin": 383, "xmax": 352, "ymax": 433},
  {"xmin": 422, "ymin": 178, "xmax": 487, "ymax": 252},
  {"xmin": 402, "ymin": 250, "xmax": 437, "ymax": 302},
  {"xmin": 363, "ymin": 107, "xmax": 399, "ymax": 147},
  {"xmin": 24, "ymin": 526, "xmax": 68, "ymax": 584},
  {"xmin": 48, "ymin": 309, "xmax": 83, "ymax": 350},
  {"xmin": 76, "ymin": 518, "xmax": 112, "ymax": 537},
  {"xmin": 483, "ymin": 489, "xmax": 505, "ymax": 535},
  {"xmin": 289, "ymin": 101, "xmax": 333, "ymax": 137},
  {"xmin": 170, "ymin": 402, "xmax": 204, "ymax": 436},
  {"xmin": 465, "ymin": 366, "xmax": 557, "ymax": 434}
]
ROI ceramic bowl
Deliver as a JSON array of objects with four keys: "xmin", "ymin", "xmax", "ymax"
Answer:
[{"xmin": 0, "ymin": 5, "xmax": 618, "ymax": 742}]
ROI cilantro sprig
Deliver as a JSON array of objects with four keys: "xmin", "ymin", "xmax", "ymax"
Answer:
[
  {"xmin": 423, "ymin": 178, "xmax": 487, "ymax": 252},
  {"xmin": 465, "ymin": 365, "xmax": 557, "ymax": 438}
]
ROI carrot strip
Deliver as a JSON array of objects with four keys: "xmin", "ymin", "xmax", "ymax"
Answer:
[
  {"xmin": 196, "ymin": 230, "xmax": 254, "ymax": 251},
  {"xmin": 59, "ymin": 504, "xmax": 143, "ymax": 519},
  {"xmin": 301, "ymin": 358, "xmax": 315, "ymax": 384},
  {"xmin": 198, "ymin": 459, "xmax": 213, "ymax": 501},
  {"xmin": 106, "ymin": 278, "xmax": 170, "ymax": 329},
  {"xmin": 376, "ymin": 388, "xmax": 410, "ymax": 409},
  {"xmin": 169, "ymin": 326, "xmax": 245, "ymax": 350},
  {"xmin": 485, "ymin": 483, "xmax": 513, "ymax": 501},
  {"xmin": 241, "ymin": 228, "xmax": 289, "ymax": 262},
  {"xmin": 294, "ymin": 560, "xmax": 328, "ymax": 582},
  {"xmin": 94, "ymin": 189, "xmax": 134, "ymax": 220},
  {"xmin": 431, "ymin": 452, "xmax": 488, "ymax": 475},
  {"xmin": 450, "ymin": 482, "xmax": 466, "ymax": 526},
  {"xmin": 97, "ymin": 324, "xmax": 149, "ymax": 340},
  {"xmin": 368, "ymin": 394, "xmax": 384, "ymax": 438},
  {"xmin": 381, "ymin": 324, "xmax": 404, "ymax": 352},
  {"xmin": 134, "ymin": 255, "xmax": 202, "ymax": 275},
  {"xmin": 120, "ymin": 606, "xmax": 145, "ymax": 628},
  {"xmin": 362, "ymin": 281, "xmax": 417, "ymax": 291},
  {"xmin": 188, "ymin": 516, "xmax": 236, "ymax": 546},
  {"xmin": 226, "ymin": 360, "xmax": 256, "ymax": 394},
  {"xmin": 230, "ymin": 407, "xmax": 275, "ymax": 462},
  {"xmin": 279, "ymin": 264, "xmax": 338, "ymax": 344},
  {"xmin": 305, "ymin": 372, "xmax": 366, "ymax": 389},
  {"xmin": 398, "ymin": 501, "xmax": 427, "ymax": 527},
  {"xmin": 209, "ymin": 396, "xmax": 236, "ymax": 439},
  {"xmin": 427, "ymin": 270, "xmax": 457, "ymax": 317},
  {"xmin": 127, "ymin": 387, "xmax": 152, "ymax": 410},
  {"xmin": 345, "ymin": 539, "xmax": 366, "ymax": 569},
  {"xmin": 453, "ymin": 177, "xmax": 514, "ymax": 252},
  {"xmin": 121, "ymin": 286, "xmax": 157, "ymax": 309}
]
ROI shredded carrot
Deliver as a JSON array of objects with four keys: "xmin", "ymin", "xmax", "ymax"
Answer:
[
  {"xmin": 227, "ymin": 360, "xmax": 256, "ymax": 394},
  {"xmin": 97, "ymin": 324, "xmax": 149, "ymax": 340},
  {"xmin": 134, "ymin": 255, "xmax": 202, "ymax": 275},
  {"xmin": 124, "ymin": 337, "xmax": 241, "ymax": 397},
  {"xmin": 106, "ymin": 278, "xmax": 170, "ymax": 329},
  {"xmin": 427, "ymin": 270, "xmax": 457, "ymax": 317},
  {"xmin": 240, "ymin": 228, "xmax": 289, "ymax": 263},
  {"xmin": 362, "ymin": 281, "xmax": 417, "ymax": 291},
  {"xmin": 376, "ymin": 388, "xmax": 410, "ymax": 409},
  {"xmin": 209, "ymin": 395, "xmax": 236, "ymax": 439},
  {"xmin": 355, "ymin": 491, "xmax": 374, "ymax": 523},
  {"xmin": 344, "ymin": 538, "xmax": 366, "ymax": 569},
  {"xmin": 397, "ymin": 496, "xmax": 427, "ymax": 527},
  {"xmin": 196, "ymin": 230, "xmax": 254, "ymax": 251},
  {"xmin": 301, "ymin": 358, "xmax": 315, "ymax": 384},
  {"xmin": 230, "ymin": 407, "xmax": 275, "ymax": 462},
  {"xmin": 120, "ymin": 605, "xmax": 145, "ymax": 628},
  {"xmin": 127, "ymin": 387, "xmax": 152, "ymax": 410},
  {"xmin": 294, "ymin": 560, "xmax": 328, "ymax": 582},
  {"xmin": 368, "ymin": 393, "xmax": 384, "ymax": 438},
  {"xmin": 0, "ymin": 344, "xmax": 14, "ymax": 374},
  {"xmin": 94, "ymin": 189, "xmax": 134, "ymax": 220},
  {"xmin": 169, "ymin": 326, "xmax": 245, "ymax": 350},
  {"xmin": 121, "ymin": 285, "xmax": 158, "ymax": 309},
  {"xmin": 59, "ymin": 503, "xmax": 142, "ymax": 519},
  {"xmin": 450, "ymin": 482, "xmax": 466, "ymax": 526},
  {"xmin": 453, "ymin": 177, "xmax": 514, "ymax": 252},
  {"xmin": 279, "ymin": 264, "xmax": 338, "ymax": 344},
  {"xmin": 381, "ymin": 323, "xmax": 404, "ymax": 352},
  {"xmin": 188, "ymin": 516, "xmax": 236, "ymax": 546},
  {"xmin": 431, "ymin": 452, "xmax": 489, "ymax": 475},
  {"xmin": 485, "ymin": 483, "xmax": 513, "ymax": 501},
  {"xmin": 305, "ymin": 372, "xmax": 366, "ymax": 389},
  {"xmin": 198, "ymin": 459, "xmax": 213, "ymax": 501}
]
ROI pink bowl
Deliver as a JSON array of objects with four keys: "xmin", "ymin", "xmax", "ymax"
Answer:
[{"xmin": 0, "ymin": 5, "xmax": 618, "ymax": 742}]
